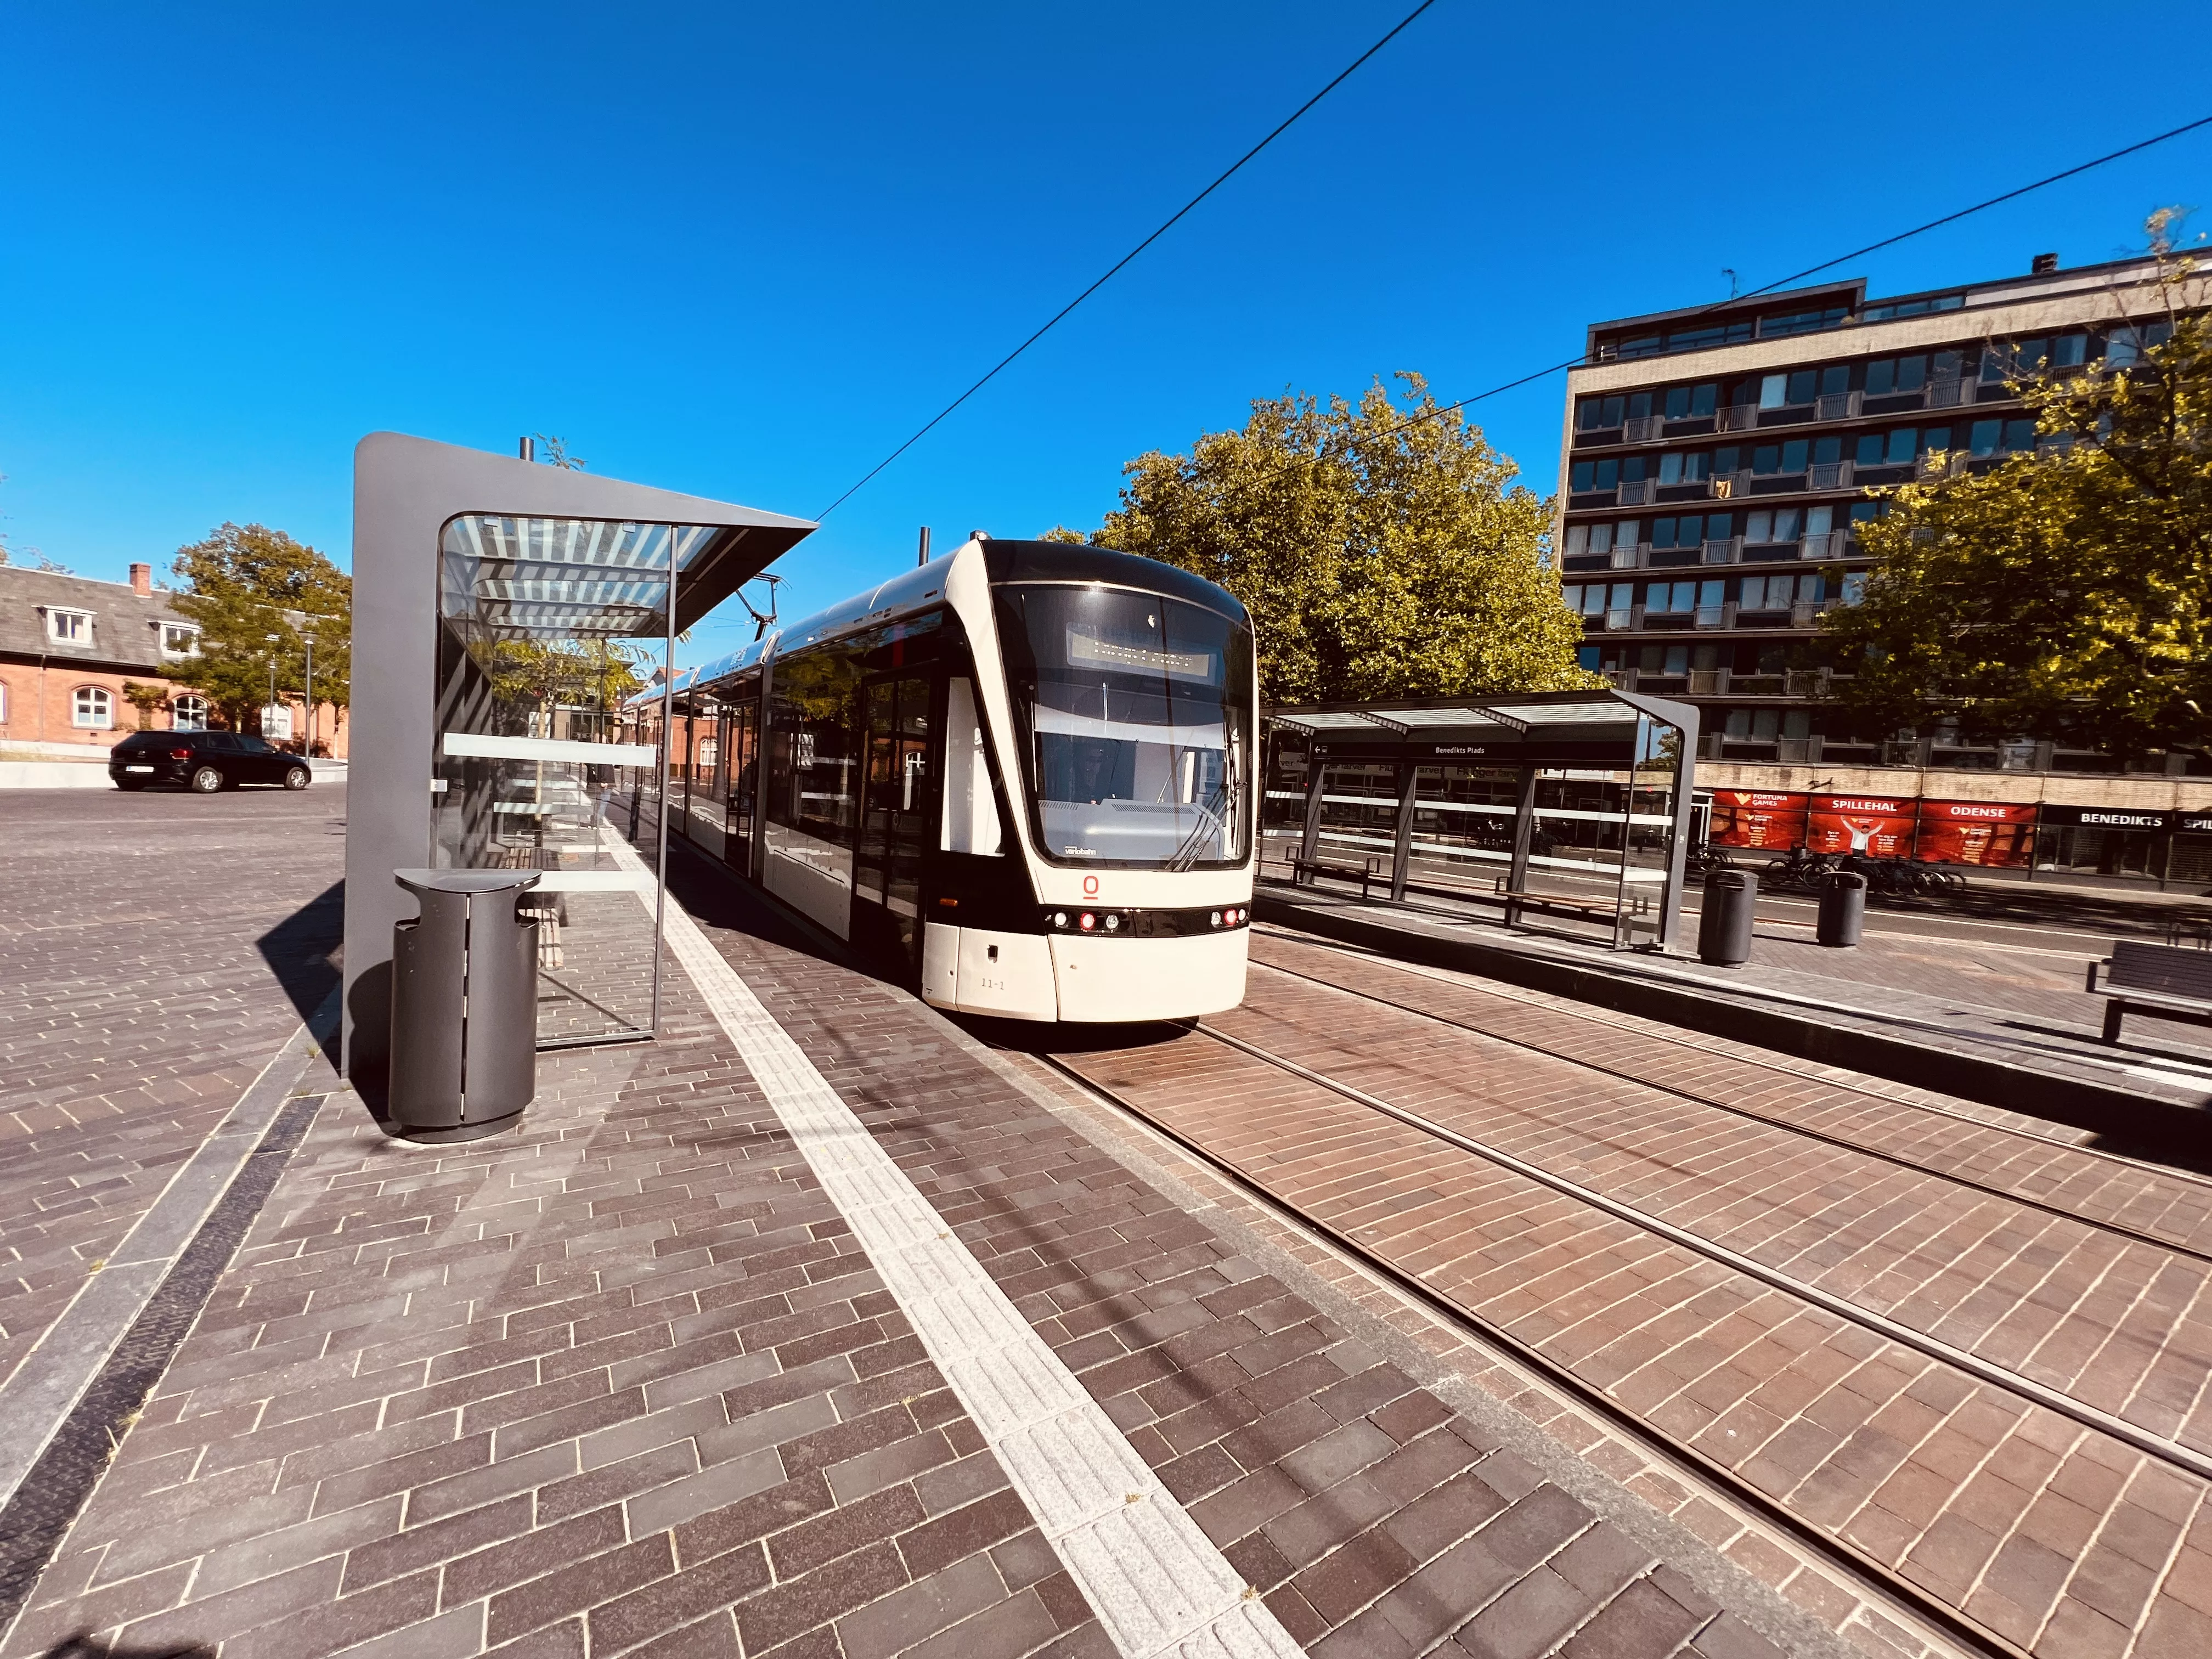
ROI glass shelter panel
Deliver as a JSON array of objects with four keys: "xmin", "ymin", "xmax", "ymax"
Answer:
[
  {"xmin": 1407, "ymin": 767, "xmax": 1521, "ymax": 888},
  {"xmin": 430, "ymin": 515, "xmax": 699, "ymax": 1047}
]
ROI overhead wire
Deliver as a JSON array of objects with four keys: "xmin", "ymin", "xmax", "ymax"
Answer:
[
  {"xmin": 814, "ymin": 0, "xmax": 1442, "ymax": 520},
  {"xmin": 1366, "ymin": 110, "xmax": 2212, "ymax": 443}
]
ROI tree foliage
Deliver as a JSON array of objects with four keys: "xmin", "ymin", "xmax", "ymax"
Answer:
[
  {"xmin": 167, "ymin": 523, "xmax": 353, "ymax": 733},
  {"xmin": 476, "ymin": 637, "xmax": 645, "ymax": 735},
  {"xmin": 1823, "ymin": 229, "xmax": 2212, "ymax": 760},
  {"xmin": 1057, "ymin": 374, "xmax": 1595, "ymax": 703}
]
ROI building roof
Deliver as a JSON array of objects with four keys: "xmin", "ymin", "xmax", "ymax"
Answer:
[{"xmin": 0, "ymin": 564, "xmax": 196, "ymax": 674}]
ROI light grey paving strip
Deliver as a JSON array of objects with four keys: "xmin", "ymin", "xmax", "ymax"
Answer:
[
  {"xmin": 0, "ymin": 999, "xmax": 337, "ymax": 1515},
  {"xmin": 611, "ymin": 839, "xmax": 1300, "ymax": 1658}
]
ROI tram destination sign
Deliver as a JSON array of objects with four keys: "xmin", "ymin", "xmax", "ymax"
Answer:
[{"xmin": 1310, "ymin": 733, "xmax": 1645, "ymax": 766}]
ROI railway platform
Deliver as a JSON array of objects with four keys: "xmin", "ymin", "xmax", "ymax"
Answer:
[{"xmin": 3, "ymin": 817, "xmax": 1830, "ymax": 1659}]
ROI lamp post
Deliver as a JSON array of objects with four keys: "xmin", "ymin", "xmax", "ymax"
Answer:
[
  {"xmin": 264, "ymin": 633, "xmax": 280, "ymax": 740},
  {"xmin": 303, "ymin": 639, "xmax": 315, "ymax": 759}
]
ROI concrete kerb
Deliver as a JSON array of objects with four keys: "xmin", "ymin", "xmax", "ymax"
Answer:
[{"xmin": 0, "ymin": 990, "xmax": 340, "ymax": 1514}]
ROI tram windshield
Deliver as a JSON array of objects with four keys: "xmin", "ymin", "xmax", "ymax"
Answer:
[{"xmin": 995, "ymin": 584, "xmax": 1253, "ymax": 867}]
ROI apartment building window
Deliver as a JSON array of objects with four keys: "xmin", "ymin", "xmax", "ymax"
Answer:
[
  {"xmin": 1646, "ymin": 579, "xmax": 1723, "ymax": 614},
  {"xmin": 46, "ymin": 608, "xmax": 93, "ymax": 645},
  {"xmin": 1564, "ymin": 523, "xmax": 1622, "ymax": 558},
  {"xmin": 1758, "ymin": 371, "xmax": 1819, "ymax": 409},
  {"xmin": 1570, "ymin": 457, "xmax": 1652, "ymax": 492},
  {"xmin": 159, "ymin": 623, "xmax": 201, "ymax": 658},
  {"xmin": 1650, "ymin": 513, "xmax": 1730, "ymax": 549},
  {"xmin": 173, "ymin": 693, "xmax": 208, "ymax": 731},
  {"xmin": 1854, "ymin": 427, "xmax": 1952, "ymax": 466},
  {"xmin": 1577, "ymin": 395, "xmax": 1627, "ymax": 431},
  {"xmin": 1841, "ymin": 572, "xmax": 1869, "ymax": 605},
  {"xmin": 1725, "ymin": 708, "xmax": 1813, "ymax": 740},
  {"xmin": 1663, "ymin": 383, "xmax": 1718, "ymax": 419},
  {"xmin": 1968, "ymin": 419, "xmax": 2039, "ymax": 456},
  {"xmin": 2106, "ymin": 320, "xmax": 2172, "ymax": 368},
  {"xmin": 1745, "ymin": 509, "xmax": 1803, "ymax": 545},
  {"xmin": 1865, "ymin": 356, "xmax": 1928, "ymax": 396},
  {"xmin": 1751, "ymin": 439, "xmax": 1809, "ymax": 476},
  {"xmin": 1657, "ymin": 451, "xmax": 1711, "ymax": 484},
  {"xmin": 1739, "ymin": 573, "xmax": 1820, "ymax": 610},
  {"xmin": 1760, "ymin": 306, "xmax": 1849, "ymax": 338},
  {"xmin": 73, "ymin": 686, "xmax": 113, "ymax": 729},
  {"xmin": 1864, "ymin": 292, "xmax": 1962, "ymax": 321}
]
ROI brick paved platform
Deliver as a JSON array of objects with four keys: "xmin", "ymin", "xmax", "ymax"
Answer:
[
  {"xmin": 0, "ymin": 788, "xmax": 345, "ymax": 1396},
  {"xmin": 0, "ymin": 824, "xmax": 1837, "ymax": 1658},
  {"xmin": 1259, "ymin": 880, "xmax": 2212, "ymax": 1148}
]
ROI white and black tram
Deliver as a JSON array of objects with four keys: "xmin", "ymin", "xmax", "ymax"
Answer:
[{"xmin": 655, "ymin": 537, "xmax": 1256, "ymax": 1022}]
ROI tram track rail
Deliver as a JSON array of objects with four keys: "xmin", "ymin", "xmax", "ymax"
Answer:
[
  {"xmin": 1245, "ymin": 934, "xmax": 2212, "ymax": 1267},
  {"xmin": 1255, "ymin": 923, "xmax": 2212, "ymax": 1185},
  {"xmin": 1026, "ymin": 1040, "xmax": 2028, "ymax": 1659}
]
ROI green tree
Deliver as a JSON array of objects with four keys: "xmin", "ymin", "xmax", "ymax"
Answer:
[
  {"xmin": 1822, "ymin": 221, "xmax": 2212, "ymax": 761},
  {"xmin": 121, "ymin": 682, "xmax": 168, "ymax": 729},
  {"xmin": 1057, "ymin": 373, "xmax": 1595, "ymax": 703},
  {"xmin": 167, "ymin": 523, "xmax": 352, "ymax": 735}
]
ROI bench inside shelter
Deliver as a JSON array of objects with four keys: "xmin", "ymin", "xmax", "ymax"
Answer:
[
  {"xmin": 1291, "ymin": 852, "xmax": 1385, "ymax": 899},
  {"xmin": 2087, "ymin": 938, "xmax": 2212, "ymax": 1043}
]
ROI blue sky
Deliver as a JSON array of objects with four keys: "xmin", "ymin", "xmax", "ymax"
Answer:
[{"xmin": 4, "ymin": 1, "xmax": 2209, "ymax": 673}]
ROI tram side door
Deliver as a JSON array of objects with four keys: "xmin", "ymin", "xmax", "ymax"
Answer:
[
  {"xmin": 725, "ymin": 698, "xmax": 758, "ymax": 879},
  {"xmin": 853, "ymin": 674, "xmax": 934, "ymax": 973}
]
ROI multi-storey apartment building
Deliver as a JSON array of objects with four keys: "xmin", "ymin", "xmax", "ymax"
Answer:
[{"xmin": 1556, "ymin": 252, "xmax": 2177, "ymax": 775}]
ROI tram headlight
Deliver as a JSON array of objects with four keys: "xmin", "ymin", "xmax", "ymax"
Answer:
[
  {"xmin": 1104, "ymin": 914, "xmax": 1120, "ymax": 932},
  {"xmin": 1209, "ymin": 911, "xmax": 1222, "ymax": 928},
  {"xmin": 1052, "ymin": 911, "xmax": 1067, "ymax": 928}
]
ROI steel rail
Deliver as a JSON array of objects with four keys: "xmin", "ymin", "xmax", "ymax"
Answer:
[
  {"xmin": 1252, "ymin": 922, "xmax": 2212, "ymax": 1195},
  {"xmin": 1243, "ymin": 951, "xmax": 2212, "ymax": 1266},
  {"xmin": 1188, "ymin": 1018, "xmax": 2212, "ymax": 1489},
  {"xmin": 1029, "ymin": 1048, "xmax": 2024, "ymax": 1659}
]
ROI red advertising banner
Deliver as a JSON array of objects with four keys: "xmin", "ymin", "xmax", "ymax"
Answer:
[
  {"xmin": 1914, "ymin": 799, "xmax": 2037, "ymax": 867},
  {"xmin": 1708, "ymin": 790, "xmax": 1809, "ymax": 850},
  {"xmin": 1805, "ymin": 794, "xmax": 1917, "ymax": 858}
]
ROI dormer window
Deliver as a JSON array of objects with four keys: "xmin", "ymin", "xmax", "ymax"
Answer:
[
  {"xmin": 46, "ymin": 608, "xmax": 94, "ymax": 645},
  {"xmin": 160, "ymin": 622, "xmax": 201, "ymax": 658}
]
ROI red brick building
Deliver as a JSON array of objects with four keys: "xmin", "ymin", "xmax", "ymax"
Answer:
[{"xmin": 0, "ymin": 561, "xmax": 347, "ymax": 755}]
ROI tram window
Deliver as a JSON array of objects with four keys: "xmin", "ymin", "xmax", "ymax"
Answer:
[
  {"xmin": 765, "ymin": 642, "xmax": 864, "ymax": 843},
  {"xmin": 994, "ymin": 585, "xmax": 1255, "ymax": 867}
]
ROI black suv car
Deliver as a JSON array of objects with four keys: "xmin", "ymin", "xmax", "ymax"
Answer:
[{"xmin": 109, "ymin": 730, "xmax": 313, "ymax": 793}]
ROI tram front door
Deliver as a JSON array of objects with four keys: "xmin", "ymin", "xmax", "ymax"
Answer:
[{"xmin": 853, "ymin": 674, "xmax": 934, "ymax": 973}]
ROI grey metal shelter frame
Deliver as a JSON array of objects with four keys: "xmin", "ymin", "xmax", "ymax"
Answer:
[
  {"xmin": 342, "ymin": 432, "xmax": 815, "ymax": 1085},
  {"xmin": 1267, "ymin": 688, "xmax": 1700, "ymax": 951}
]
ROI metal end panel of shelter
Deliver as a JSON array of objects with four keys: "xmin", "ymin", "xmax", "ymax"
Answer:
[
  {"xmin": 1265, "ymin": 690, "xmax": 1698, "ymax": 951},
  {"xmin": 342, "ymin": 432, "xmax": 815, "ymax": 1086}
]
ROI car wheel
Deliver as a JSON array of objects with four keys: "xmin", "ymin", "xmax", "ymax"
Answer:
[
  {"xmin": 283, "ymin": 766, "xmax": 312, "ymax": 791},
  {"xmin": 189, "ymin": 765, "xmax": 225, "ymax": 794}
]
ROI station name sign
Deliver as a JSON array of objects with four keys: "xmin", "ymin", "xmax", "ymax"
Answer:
[{"xmin": 1310, "ymin": 735, "xmax": 1641, "ymax": 766}]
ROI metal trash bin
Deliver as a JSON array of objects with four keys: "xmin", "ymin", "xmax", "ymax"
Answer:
[
  {"xmin": 388, "ymin": 870, "xmax": 541, "ymax": 1141},
  {"xmin": 1697, "ymin": 870, "xmax": 1757, "ymax": 967},
  {"xmin": 1818, "ymin": 870, "xmax": 1868, "ymax": 949}
]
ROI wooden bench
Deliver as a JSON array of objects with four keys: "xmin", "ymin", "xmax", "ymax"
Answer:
[
  {"xmin": 1291, "ymin": 853, "xmax": 1385, "ymax": 898},
  {"xmin": 1494, "ymin": 879, "xmax": 1651, "ymax": 922},
  {"xmin": 2086, "ymin": 939, "xmax": 2212, "ymax": 1043}
]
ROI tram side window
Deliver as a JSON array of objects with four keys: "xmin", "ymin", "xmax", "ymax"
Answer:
[{"xmin": 766, "ymin": 643, "xmax": 864, "ymax": 844}]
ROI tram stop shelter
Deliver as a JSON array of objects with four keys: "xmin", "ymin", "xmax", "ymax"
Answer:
[
  {"xmin": 1264, "ymin": 687, "xmax": 1700, "ymax": 951},
  {"xmin": 341, "ymin": 432, "xmax": 815, "ymax": 1089}
]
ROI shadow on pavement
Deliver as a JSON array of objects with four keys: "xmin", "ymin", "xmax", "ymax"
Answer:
[
  {"xmin": 37, "ymin": 1635, "xmax": 215, "ymax": 1657},
  {"xmin": 254, "ymin": 879, "xmax": 344, "ymax": 1068}
]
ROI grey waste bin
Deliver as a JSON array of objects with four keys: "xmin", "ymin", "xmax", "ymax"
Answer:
[
  {"xmin": 388, "ymin": 870, "xmax": 542, "ymax": 1142},
  {"xmin": 1818, "ymin": 870, "xmax": 1868, "ymax": 948},
  {"xmin": 1697, "ymin": 870, "xmax": 1757, "ymax": 967}
]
